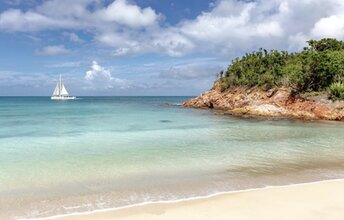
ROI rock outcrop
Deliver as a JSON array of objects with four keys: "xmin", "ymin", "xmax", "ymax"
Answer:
[{"xmin": 183, "ymin": 81, "xmax": 344, "ymax": 121}]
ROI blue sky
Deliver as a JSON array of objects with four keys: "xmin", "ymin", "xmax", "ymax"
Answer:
[{"xmin": 0, "ymin": 0, "xmax": 343, "ymax": 96}]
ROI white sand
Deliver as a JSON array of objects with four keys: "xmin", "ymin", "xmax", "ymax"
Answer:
[{"xmin": 52, "ymin": 180, "xmax": 344, "ymax": 220}]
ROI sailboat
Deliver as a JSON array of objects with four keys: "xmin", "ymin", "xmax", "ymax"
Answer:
[{"xmin": 51, "ymin": 74, "xmax": 76, "ymax": 100}]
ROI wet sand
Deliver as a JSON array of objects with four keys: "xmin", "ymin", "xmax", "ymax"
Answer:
[{"xmin": 51, "ymin": 179, "xmax": 344, "ymax": 220}]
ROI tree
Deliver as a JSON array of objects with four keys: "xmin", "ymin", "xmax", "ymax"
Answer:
[{"xmin": 219, "ymin": 38, "xmax": 344, "ymax": 99}]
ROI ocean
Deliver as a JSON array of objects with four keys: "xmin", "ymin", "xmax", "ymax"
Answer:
[{"xmin": 1, "ymin": 96, "xmax": 344, "ymax": 219}]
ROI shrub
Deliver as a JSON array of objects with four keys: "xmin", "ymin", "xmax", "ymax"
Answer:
[
  {"xmin": 220, "ymin": 38, "xmax": 344, "ymax": 97},
  {"xmin": 281, "ymin": 60, "xmax": 303, "ymax": 89},
  {"xmin": 220, "ymin": 79, "xmax": 231, "ymax": 92},
  {"xmin": 329, "ymin": 82, "xmax": 344, "ymax": 100},
  {"xmin": 307, "ymin": 38, "xmax": 344, "ymax": 52}
]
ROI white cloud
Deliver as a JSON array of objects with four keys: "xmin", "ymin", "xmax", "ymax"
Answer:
[
  {"xmin": 96, "ymin": 31, "xmax": 142, "ymax": 55},
  {"xmin": 0, "ymin": 9, "xmax": 60, "ymax": 32},
  {"xmin": 35, "ymin": 45, "xmax": 70, "ymax": 56},
  {"xmin": 96, "ymin": 0, "xmax": 159, "ymax": 28},
  {"xmin": 171, "ymin": 0, "xmax": 344, "ymax": 54},
  {"xmin": 112, "ymin": 48, "xmax": 130, "ymax": 56},
  {"xmin": 94, "ymin": 0, "xmax": 344, "ymax": 57},
  {"xmin": 85, "ymin": 61, "xmax": 112, "ymax": 81},
  {"xmin": 35, "ymin": 0, "xmax": 93, "ymax": 18},
  {"xmin": 0, "ymin": 0, "xmax": 159, "ymax": 32},
  {"xmin": 288, "ymin": 33, "xmax": 308, "ymax": 51},
  {"xmin": 85, "ymin": 61, "xmax": 129, "ymax": 90},
  {"xmin": 150, "ymin": 29, "xmax": 195, "ymax": 57},
  {"xmin": 63, "ymin": 32, "xmax": 84, "ymax": 43},
  {"xmin": 2, "ymin": 0, "xmax": 344, "ymax": 58},
  {"xmin": 311, "ymin": 15, "xmax": 344, "ymax": 39}
]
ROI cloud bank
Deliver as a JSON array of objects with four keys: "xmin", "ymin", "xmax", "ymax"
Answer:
[
  {"xmin": 1, "ymin": 0, "xmax": 344, "ymax": 95},
  {"xmin": 1, "ymin": 0, "xmax": 344, "ymax": 57}
]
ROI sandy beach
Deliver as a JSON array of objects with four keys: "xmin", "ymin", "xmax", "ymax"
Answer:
[{"xmin": 50, "ymin": 179, "xmax": 344, "ymax": 220}]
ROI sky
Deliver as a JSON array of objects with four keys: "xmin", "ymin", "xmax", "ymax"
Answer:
[{"xmin": 0, "ymin": 0, "xmax": 344, "ymax": 96}]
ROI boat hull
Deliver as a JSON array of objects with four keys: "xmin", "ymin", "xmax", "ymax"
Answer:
[{"xmin": 51, "ymin": 96, "xmax": 76, "ymax": 100}]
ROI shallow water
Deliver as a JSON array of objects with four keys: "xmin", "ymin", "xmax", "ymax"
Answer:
[{"xmin": 1, "ymin": 97, "xmax": 344, "ymax": 219}]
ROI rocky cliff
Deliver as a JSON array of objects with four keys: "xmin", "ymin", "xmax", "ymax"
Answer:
[{"xmin": 183, "ymin": 81, "xmax": 344, "ymax": 121}]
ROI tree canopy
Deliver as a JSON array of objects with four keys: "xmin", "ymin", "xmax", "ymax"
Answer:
[{"xmin": 220, "ymin": 38, "xmax": 344, "ymax": 100}]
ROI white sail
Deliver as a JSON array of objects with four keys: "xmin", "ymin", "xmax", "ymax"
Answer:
[
  {"xmin": 51, "ymin": 74, "xmax": 76, "ymax": 100},
  {"xmin": 60, "ymin": 84, "xmax": 69, "ymax": 96},
  {"xmin": 52, "ymin": 83, "xmax": 60, "ymax": 96}
]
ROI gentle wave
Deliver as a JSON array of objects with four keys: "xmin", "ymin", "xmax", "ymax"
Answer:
[{"xmin": 21, "ymin": 178, "xmax": 344, "ymax": 220}]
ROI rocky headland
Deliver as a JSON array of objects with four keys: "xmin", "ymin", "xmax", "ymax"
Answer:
[{"xmin": 183, "ymin": 80, "xmax": 344, "ymax": 121}]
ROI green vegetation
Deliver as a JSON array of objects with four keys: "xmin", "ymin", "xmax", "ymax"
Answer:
[
  {"xmin": 329, "ymin": 82, "xmax": 344, "ymax": 100},
  {"xmin": 219, "ymin": 38, "xmax": 344, "ymax": 100}
]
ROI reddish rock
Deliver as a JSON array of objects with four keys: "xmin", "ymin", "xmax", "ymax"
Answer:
[{"xmin": 183, "ymin": 80, "xmax": 344, "ymax": 121}]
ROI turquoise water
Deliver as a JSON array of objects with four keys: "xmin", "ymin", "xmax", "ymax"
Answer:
[{"xmin": 1, "ymin": 97, "xmax": 344, "ymax": 219}]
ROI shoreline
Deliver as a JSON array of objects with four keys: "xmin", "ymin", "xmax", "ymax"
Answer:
[
  {"xmin": 25, "ymin": 178, "xmax": 344, "ymax": 220},
  {"xmin": 183, "ymin": 82, "xmax": 344, "ymax": 122}
]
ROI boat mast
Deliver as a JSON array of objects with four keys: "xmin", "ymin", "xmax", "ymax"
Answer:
[{"xmin": 59, "ymin": 74, "xmax": 62, "ymax": 97}]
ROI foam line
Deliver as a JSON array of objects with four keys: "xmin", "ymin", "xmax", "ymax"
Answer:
[{"xmin": 19, "ymin": 178, "xmax": 344, "ymax": 220}]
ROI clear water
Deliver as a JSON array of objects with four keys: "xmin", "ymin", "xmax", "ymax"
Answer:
[{"xmin": 1, "ymin": 97, "xmax": 344, "ymax": 219}]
